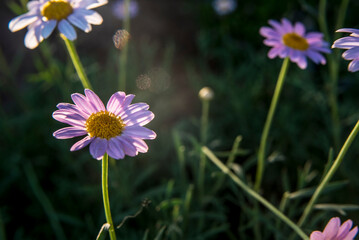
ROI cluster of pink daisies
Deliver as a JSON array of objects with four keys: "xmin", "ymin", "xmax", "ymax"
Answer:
[{"xmin": 7, "ymin": 0, "xmax": 359, "ymax": 239}]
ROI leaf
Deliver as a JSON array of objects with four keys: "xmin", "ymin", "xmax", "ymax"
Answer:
[
  {"xmin": 96, "ymin": 223, "xmax": 110, "ymax": 240},
  {"xmin": 154, "ymin": 226, "xmax": 166, "ymax": 240},
  {"xmin": 288, "ymin": 180, "xmax": 349, "ymax": 200},
  {"xmin": 314, "ymin": 204, "xmax": 359, "ymax": 216}
]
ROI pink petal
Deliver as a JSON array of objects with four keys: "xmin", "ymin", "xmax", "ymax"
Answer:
[
  {"xmin": 89, "ymin": 137, "xmax": 108, "ymax": 160},
  {"xmin": 70, "ymin": 135, "xmax": 93, "ymax": 151},
  {"xmin": 85, "ymin": 89, "xmax": 106, "ymax": 112},
  {"xmin": 323, "ymin": 217, "xmax": 340, "ymax": 239},
  {"xmin": 53, "ymin": 127, "xmax": 87, "ymax": 139}
]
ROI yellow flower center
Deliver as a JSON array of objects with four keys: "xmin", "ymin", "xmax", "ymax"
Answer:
[
  {"xmin": 282, "ymin": 33, "xmax": 309, "ymax": 51},
  {"xmin": 85, "ymin": 111, "xmax": 125, "ymax": 139},
  {"xmin": 41, "ymin": 0, "xmax": 73, "ymax": 21}
]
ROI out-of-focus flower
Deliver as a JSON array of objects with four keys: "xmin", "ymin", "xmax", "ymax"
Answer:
[
  {"xmin": 113, "ymin": 29, "xmax": 130, "ymax": 50},
  {"xmin": 212, "ymin": 0, "xmax": 237, "ymax": 16},
  {"xmin": 332, "ymin": 28, "xmax": 359, "ymax": 72},
  {"xmin": 310, "ymin": 217, "xmax": 358, "ymax": 240},
  {"xmin": 199, "ymin": 87, "xmax": 214, "ymax": 101},
  {"xmin": 53, "ymin": 89, "xmax": 156, "ymax": 160},
  {"xmin": 8, "ymin": 0, "xmax": 107, "ymax": 49},
  {"xmin": 260, "ymin": 18, "xmax": 331, "ymax": 69},
  {"xmin": 112, "ymin": 0, "xmax": 138, "ymax": 20}
]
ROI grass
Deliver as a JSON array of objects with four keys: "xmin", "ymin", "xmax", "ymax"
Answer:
[{"xmin": 2, "ymin": 0, "xmax": 359, "ymax": 239}]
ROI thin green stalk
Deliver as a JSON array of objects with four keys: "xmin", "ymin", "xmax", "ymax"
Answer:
[
  {"xmin": 118, "ymin": 0, "xmax": 131, "ymax": 91},
  {"xmin": 319, "ymin": 0, "xmax": 350, "ymax": 151},
  {"xmin": 61, "ymin": 35, "xmax": 92, "ymax": 90},
  {"xmin": 297, "ymin": 120, "xmax": 359, "ymax": 227},
  {"xmin": 255, "ymin": 57, "xmax": 290, "ymax": 191},
  {"xmin": 24, "ymin": 163, "xmax": 66, "ymax": 240},
  {"xmin": 202, "ymin": 146, "xmax": 309, "ymax": 240},
  {"xmin": 212, "ymin": 135, "xmax": 242, "ymax": 194},
  {"xmin": 102, "ymin": 153, "xmax": 116, "ymax": 240},
  {"xmin": 198, "ymin": 98, "xmax": 210, "ymax": 199},
  {"xmin": 275, "ymin": 192, "xmax": 290, "ymax": 239}
]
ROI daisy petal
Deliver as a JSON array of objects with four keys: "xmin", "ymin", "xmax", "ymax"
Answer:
[
  {"xmin": 123, "ymin": 125, "xmax": 156, "ymax": 139},
  {"xmin": 131, "ymin": 138, "xmax": 149, "ymax": 153},
  {"xmin": 52, "ymin": 109, "xmax": 86, "ymax": 128},
  {"xmin": 107, "ymin": 91, "xmax": 126, "ymax": 114},
  {"xmin": 76, "ymin": 0, "xmax": 108, "ymax": 9},
  {"xmin": 342, "ymin": 47, "xmax": 359, "ymax": 60},
  {"xmin": 53, "ymin": 127, "xmax": 87, "ymax": 139},
  {"xmin": 107, "ymin": 138, "xmax": 125, "ymax": 159},
  {"xmin": 124, "ymin": 110, "xmax": 155, "ymax": 126},
  {"xmin": 56, "ymin": 103, "xmax": 89, "ymax": 118},
  {"xmin": 337, "ymin": 220, "xmax": 353, "ymax": 240},
  {"xmin": 348, "ymin": 60, "xmax": 359, "ymax": 72},
  {"xmin": 333, "ymin": 37, "xmax": 359, "ymax": 49},
  {"xmin": 122, "ymin": 94, "xmax": 135, "ymax": 109},
  {"xmin": 80, "ymin": 9, "xmax": 103, "ymax": 25},
  {"xmin": 71, "ymin": 135, "xmax": 93, "ymax": 151},
  {"xmin": 9, "ymin": 12, "xmax": 38, "ymax": 32},
  {"xmin": 281, "ymin": 18, "xmax": 293, "ymax": 33},
  {"xmin": 85, "ymin": 89, "xmax": 106, "ymax": 112},
  {"xmin": 323, "ymin": 217, "xmax": 340, "ymax": 239},
  {"xmin": 336, "ymin": 28, "xmax": 359, "ymax": 35},
  {"xmin": 310, "ymin": 231, "xmax": 324, "ymax": 240},
  {"xmin": 24, "ymin": 21, "xmax": 44, "ymax": 49},
  {"xmin": 120, "ymin": 103, "xmax": 150, "ymax": 119},
  {"xmin": 294, "ymin": 22, "xmax": 305, "ymax": 36},
  {"xmin": 58, "ymin": 19, "xmax": 77, "ymax": 40},
  {"xmin": 343, "ymin": 226, "xmax": 358, "ymax": 240},
  {"xmin": 42, "ymin": 20, "xmax": 57, "ymax": 39},
  {"xmin": 68, "ymin": 12, "xmax": 91, "ymax": 32},
  {"xmin": 71, "ymin": 93, "xmax": 96, "ymax": 115},
  {"xmin": 117, "ymin": 136, "xmax": 138, "ymax": 156},
  {"xmin": 89, "ymin": 138, "xmax": 108, "ymax": 160}
]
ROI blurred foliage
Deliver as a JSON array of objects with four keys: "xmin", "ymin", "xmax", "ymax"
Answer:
[{"xmin": 1, "ymin": 0, "xmax": 359, "ymax": 239}]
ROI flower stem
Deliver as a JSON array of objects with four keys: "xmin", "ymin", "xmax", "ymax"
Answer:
[
  {"xmin": 198, "ymin": 98, "xmax": 210, "ymax": 199},
  {"xmin": 61, "ymin": 35, "xmax": 93, "ymax": 90},
  {"xmin": 297, "ymin": 120, "xmax": 359, "ymax": 227},
  {"xmin": 102, "ymin": 153, "xmax": 116, "ymax": 240},
  {"xmin": 255, "ymin": 57, "xmax": 290, "ymax": 192},
  {"xmin": 202, "ymin": 146, "xmax": 309, "ymax": 240},
  {"xmin": 318, "ymin": 0, "xmax": 350, "ymax": 151},
  {"xmin": 118, "ymin": 0, "xmax": 131, "ymax": 91}
]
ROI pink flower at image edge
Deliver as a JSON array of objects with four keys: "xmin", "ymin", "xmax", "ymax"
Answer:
[{"xmin": 310, "ymin": 217, "xmax": 358, "ymax": 240}]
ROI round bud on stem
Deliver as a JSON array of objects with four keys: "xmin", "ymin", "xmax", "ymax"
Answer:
[{"xmin": 199, "ymin": 87, "xmax": 214, "ymax": 101}]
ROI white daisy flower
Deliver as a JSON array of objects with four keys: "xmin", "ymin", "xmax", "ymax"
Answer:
[{"xmin": 8, "ymin": 0, "xmax": 108, "ymax": 49}]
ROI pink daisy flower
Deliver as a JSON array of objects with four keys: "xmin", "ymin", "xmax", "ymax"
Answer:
[
  {"xmin": 310, "ymin": 217, "xmax": 358, "ymax": 240},
  {"xmin": 8, "ymin": 0, "xmax": 107, "ymax": 49},
  {"xmin": 332, "ymin": 28, "xmax": 359, "ymax": 72},
  {"xmin": 53, "ymin": 89, "xmax": 156, "ymax": 160},
  {"xmin": 260, "ymin": 18, "xmax": 331, "ymax": 69}
]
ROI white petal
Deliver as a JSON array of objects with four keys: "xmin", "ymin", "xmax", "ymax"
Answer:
[
  {"xmin": 9, "ymin": 12, "xmax": 39, "ymax": 32},
  {"xmin": 87, "ymin": 0, "xmax": 108, "ymax": 9},
  {"xmin": 58, "ymin": 19, "xmax": 77, "ymax": 40},
  {"xmin": 24, "ymin": 21, "xmax": 44, "ymax": 49},
  {"xmin": 76, "ymin": 9, "xmax": 103, "ymax": 25},
  {"xmin": 67, "ymin": 13, "xmax": 91, "ymax": 32},
  {"xmin": 42, "ymin": 20, "xmax": 57, "ymax": 39}
]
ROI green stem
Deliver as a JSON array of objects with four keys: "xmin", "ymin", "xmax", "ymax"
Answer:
[
  {"xmin": 118, "ymin": 0, "xmax": 131, "ymax": 91},
  {"xmin": 61, "ymin": 35, "xmax": 93, "ymax": 90},
  {"xmin": 24, "ymin": 163, "xmax": 66, "ymax": 240},
  {"xmin": 102, "ymin": 153, "xmax": 116, "ymax": 240},
  {"xmin": 319, "ymin": 0, "xmax": 350, "ymax": 151},
  {"xmin": 198, "ymin": 99, "xmax": 210, "ymax": 199},
  {"xmin": 297, "ymin": 120, "xmax": 359, "ymax": 227},
  {"xmin": 255, "ymin": 57, "xmax": 290, "ymax": 191},
  {"xmin": 202, "ymin": 146, "xmax": 309, "ymax": 240}
]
